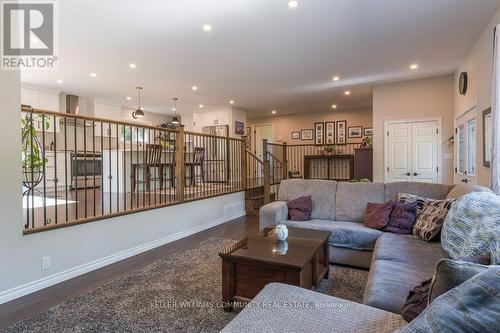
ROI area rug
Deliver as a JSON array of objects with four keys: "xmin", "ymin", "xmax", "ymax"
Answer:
[{"xmin": 3, "ymin": 239, "xmax": 369, "ymax": 333}]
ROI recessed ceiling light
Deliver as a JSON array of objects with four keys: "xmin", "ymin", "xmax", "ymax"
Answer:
[
  {"xmin": 172, "ymin": 107, "xmax": 177, "ymax": 111},
  {"xmin": 288, "ymin": 0, "xmax": 299, "ymax": 8},
  {"xmin": 192, "ymin": 86, "xmax": 198, "ymax": 91},
  {"xmin": 56, "ymin": 79, "xmax": 63, "ymax": 84},
  {"xmin": 199, "ymin": 104, "xmax": 204, "ymax": 108},
  {"xmin": 344, "ymin": 90, "xmax": 351, "ymax": 95},
  {"xmin": 129, "ymin": 63, "xmax": 136, "ymax": 69},
  {"xmin": 126, "ymin": 96, "xmax": 132, "ymax": 100},
  {"xmin": 272, "ymin": 110, "xmax": 277, "ymax": 114},
  {"xmin": 410, "ymin": 63, "xmax": 419, "ymax": 70},
  {"xmin": 229, "ymin": 100, "xmax": 235, "ymax": 104},
  {"xmin": 332, "ymin": 76, "xmax": 340, "ymax": 81},
  {"xmin": 202, "ymin": 24, "xmax": 212, "ymax": 32},
  {"xmin": 89, "ymin": 72, "xmax": 97, "ymax": 78},
  {"xmin": 331, "ymin": 104, "xmax": 337, "ymax": 109}
]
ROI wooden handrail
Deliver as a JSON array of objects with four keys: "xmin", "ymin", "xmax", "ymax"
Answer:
[
  {"xmin": 245, "ymin": 150, "xmax": 264, "ymax": 165},
  {"xmin": 266, "ymin": 151, "xmax": 283, "ymax": 165},
  {"xmin": 24, "ymin": 106, "xmax": 180, "ymax": 133}
]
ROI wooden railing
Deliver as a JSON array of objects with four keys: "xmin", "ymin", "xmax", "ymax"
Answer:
[{"xmin": 21, "ymin": 107, "xmax": 245, "ymax": 234}]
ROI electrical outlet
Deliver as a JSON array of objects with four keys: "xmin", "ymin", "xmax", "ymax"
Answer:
[{"xmin": 41, "ymin": 256, "xmax": 51, "ymax": 271}]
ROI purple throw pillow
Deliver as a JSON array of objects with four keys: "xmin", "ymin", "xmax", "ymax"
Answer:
[
  {"xmin": 401, "ymin": 279, "xmax": 432, "ymax": 322},
  {"xmin": 364, "ymin": 201, "xmax": 394, "ymax": 229},
  {"xmin": 288, "ymin": 196, "xmax": 313, "ymax": 221},
  {"xmin": 383, "ymin": 201, "xmax": 417, "ymax": 235}
]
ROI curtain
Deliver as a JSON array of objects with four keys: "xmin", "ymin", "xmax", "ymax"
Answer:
[{"xmin": 492, "ymin": 25, "xmax": 500, "ymax": 194}]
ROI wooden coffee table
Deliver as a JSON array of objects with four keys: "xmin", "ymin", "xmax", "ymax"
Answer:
[{"xmin": 219, "ymin": 227, "xmax": 331, "ymax": 311}]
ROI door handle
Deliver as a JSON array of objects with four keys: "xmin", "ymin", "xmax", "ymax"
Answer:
[
  {"xmin": 413, "ymin": 173, "xmax": 418, "ymax": 176},
  {"xmin": 406, "ymin": 172, "xmax": 411, "ymax": 176}
]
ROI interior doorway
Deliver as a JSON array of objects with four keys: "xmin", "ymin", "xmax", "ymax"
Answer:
[
  {"xmin": 384, "ymin": 118, "xmax": 442, "ymax": 183},
  {"xmin": 253, "ymin": 124, "xmax": 273, "ymax": 160}
]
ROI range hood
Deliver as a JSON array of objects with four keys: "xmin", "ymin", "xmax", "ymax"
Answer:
[
  {"xmin": 66, "ymin": 94, "xmax": 81, "ymax": 115},
  {"xmin": 62, "ymin": 95, "xmax": 94, "ymax": 127}
]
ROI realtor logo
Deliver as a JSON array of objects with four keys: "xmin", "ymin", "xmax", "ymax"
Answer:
[{"xmin": 1, "ymin": 1, "xmax": 59, "ymax": 69}]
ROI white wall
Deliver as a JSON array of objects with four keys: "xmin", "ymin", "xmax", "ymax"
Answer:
[
  {"xmin": 454, "ymin": 8, "xmax": 500, "ymax": 188},
  {"xmin": 1, "ymin": 70, "xmax": 245, "ymax": 304},
  {"xmin": 373, "ymin": 75, "xmax": 455, "ymax": 184}
]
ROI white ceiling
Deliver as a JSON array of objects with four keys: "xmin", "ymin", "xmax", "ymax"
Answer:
[{"xmin": 21, "ymin": 0, "xmax": 500, "ymax": 118}]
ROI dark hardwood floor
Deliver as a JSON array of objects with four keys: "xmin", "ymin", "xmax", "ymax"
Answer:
[{"xmin": 0, "ymin": 215, "xmax": 259, "ymax": 330}]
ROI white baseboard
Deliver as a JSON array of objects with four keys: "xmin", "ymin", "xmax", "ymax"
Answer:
[{"xmin": 0, "ymin": 210, "xmax": 245, "ymax": 305}]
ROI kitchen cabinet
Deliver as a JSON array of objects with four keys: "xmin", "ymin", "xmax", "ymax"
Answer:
[
  {"xmin": 94, "ymin": 102, "xmax": 120, "ymax": 137},
  {"xmin": 34, "ymin": 151, "xmax": 72, "ymax": 191},
  {"xmin": 21, "ymin": 87, "xmax": 61, "ymax": 133}
]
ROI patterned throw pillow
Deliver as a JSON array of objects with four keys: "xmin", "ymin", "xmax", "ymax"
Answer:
[
  {"xmin": 412, "ymin": 199, "xmax": 455, "ymax": 241},
  {"xmin": 441, "ymin": 192, "xmax": 500, "ymax": 264},
  {"xmin": 397, "ymin": 193, "xmax": 431, "ymax": 214}
]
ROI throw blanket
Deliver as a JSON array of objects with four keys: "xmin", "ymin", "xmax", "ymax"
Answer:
[{"xmin": 441, "ymin": 192, "xmax": 500, "ymax": 264}]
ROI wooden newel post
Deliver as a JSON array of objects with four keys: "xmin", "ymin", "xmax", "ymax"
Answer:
[
  {"xmin": 241, "ymin": 136, "xmax": 247, "ymax": 190},
  {"xmin": 282, "ymin": 141, "xmax": 288, "ymax": 180},
  {"xmin": 175, "ymin": 126, "xmax": 185, "ymax": 201},
  {"xmin": 263, "ymin": 139, "xmax": 271, "ymax": 205}
]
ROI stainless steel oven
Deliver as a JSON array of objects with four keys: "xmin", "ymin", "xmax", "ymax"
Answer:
[{"xmin": 71, "ymin": 152, "xmax": 102, "ymax": 189}]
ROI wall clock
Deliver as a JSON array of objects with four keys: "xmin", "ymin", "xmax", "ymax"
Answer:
[{"xmin": 459, "ymin": 72, "xmax": 468, "ymax": 95}]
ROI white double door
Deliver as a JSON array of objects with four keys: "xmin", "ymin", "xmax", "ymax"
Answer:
[{"xmin": 386, "ymin": 120, "xmax": 440, "ymax": 183}]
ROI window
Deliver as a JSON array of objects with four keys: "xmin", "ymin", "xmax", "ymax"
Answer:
[
  {"xmin": 467, "ymin": 118, "xmax": 476, "ymax": 176},
  {"xmin": 455, "ymin": 107, "xmax": 477, "ymax": 182}
]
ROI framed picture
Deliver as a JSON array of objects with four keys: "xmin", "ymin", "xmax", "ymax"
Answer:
[
  {"xmin": 325, "ymin": 121, "xmax": 335, "ymax": 144},
  {"xmin": 314, "ymin": 122, "xmax": 325, "ymax": 145},
  {"xmin": 301, "ymin": 129, "xmax": 313, "ymax": 141},
  {"xmin": 364, "ymin": 127, "xmax": 373, "ymax": 136},
  {"xmin": 348, "ymin": 126, "xmax": 363, "ymax": 138},
  {"xmin": 291, "ymin": 131, "xmax": 300, "ymax": 139},
  {"xmin": 336, "ymin": 121, "xmax": 347, "ymax": 144},
  {"xmin": 235, "ymin": 121, "xmax": 245, "ymax": 135}
]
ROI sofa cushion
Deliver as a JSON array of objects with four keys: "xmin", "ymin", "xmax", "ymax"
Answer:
[
  {"xmin": 288, "ymin": 195, "xmax": 313, "ymax": 221},
  {"xmin": 428, "ymin": 259, "xmax": 489, "ymax": 304},
  {"xmin": 384, "ymin": 182, "xmax": 454, "ymax": 202},
  {"xmin": 278, "ymin": 179, "xmax": 337, "ymax": 220},
  {"xmin": 397, "ymin": 267, "xmax": 500, "ymax": 333},
  {"xmin": 336, "ymin": 182, "xmax": 385, "ymax": 222},
  {"xmin": 412, "ymin": 198, "xmax": 454, "ymax": 241},
  {"xmin": 446, "ymin": 183, "xmax": 493, "ymax": 199},
  {"xmin": 364, "ymin": 201, "xmax": 394, "ymax": 229},
  {"xmin": 363, "ymin": 233, "xmax": 447, "ymax": 314},
  {"xmin": 441, "ymin": 191, "xmax": 500, "ymax": 264},
  {"xmin": 383, "ymin": 201, "xmax": 417, "ymax": 235},
  {"xmin": 221, "ymin": 283, "xmax": 407, "ymax": 333},
  {"xmin": 283, "ymin": 219, "xmax": 383, "ymax": 251}
]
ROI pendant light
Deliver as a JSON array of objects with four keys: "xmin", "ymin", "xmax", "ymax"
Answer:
[
  {"xmin": 171, "ymin": 97, "xmax": 181, "ymax": 125},
  {"xmin": 132, "ymin": 87, "xmax": 144, "ymax": 119}
]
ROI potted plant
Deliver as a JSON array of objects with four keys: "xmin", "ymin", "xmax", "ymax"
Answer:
[
  {"xmin": 323, "ymin": 144, "xmax": 336, "ymax": 155},
  {"xmin": 360, "ymin": 136, "xmax": 373, "ymax": 148},
  {"xmin": 21, "ymin": 114, "xmax": 49, "ymax": 190}
]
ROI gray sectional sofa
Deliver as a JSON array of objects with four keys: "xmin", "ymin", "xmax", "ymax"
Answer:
[
  {"xmin": 222, "ymin": 179, "xmax": 497, "ymax": 332},
  {"xmin": 258, "ymin": 179, "xmax": 491, "ymax": 314}
]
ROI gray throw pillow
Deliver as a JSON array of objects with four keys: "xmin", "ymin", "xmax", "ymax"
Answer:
[
  {"xmin": 428, "ymin": 258, "xmax": 489, "ymax": 304},
  {"xmin": 412, "ymin": 198, "xmax": 455, "ymax": 241},
  {"xmin": 397, "ymin": 193, "xmax": 431, "ymax": 214}
]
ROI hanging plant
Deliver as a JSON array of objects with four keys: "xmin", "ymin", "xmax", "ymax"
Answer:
[{"xmin": 21, "ymin": 114, "xmax": 49, "ymax": 189}]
